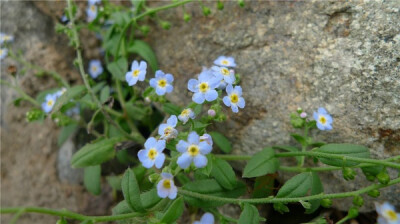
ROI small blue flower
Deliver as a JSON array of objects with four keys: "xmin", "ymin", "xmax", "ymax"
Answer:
[
  {"xmin": 194, "ymin": 213, "xmax": 215, "ymax": 224},
  {"xmin": 211, "ymin": 66, "xmax": 235, "ymax": 85},
  {"xmin": 157, "ymin": 173, "xmax": 177, "ymax": 199},
  {"xmin": 150, "ymin": 70, "xmax": 174, "ymax": 96},
  {"xmin": 313, "ymin": 107, "xmax": 333, "ymax": 131},
  {"xmin": 0, "ymin": 48, "xmax": 8, "ymax": 60},
  {"xmin": 88, "ymin": 0, "xmax": 101, "ymax": 5},
  {"xmin": 375, "ymin": 202, "xmax": 399, "ymax": 224},
  {"xmin": 158, "ymin": 115, "xmax": 178, "ymax": 140},
  {"xmin": 176, "ymin": 131, "xmax": 212, "ymax": 169},
  {"xmin": 0, "ymin": 33, "xmax": 14, "ymax": 45},
  {"xmin": 223, "ymin": 85, "xmax": 245, "ymax": 113},
  {"xmin": 60, "ymin": 15, "xmax": 69, "ymax": 24},
  {"xmin": 55, "ymin": 88, "xmax": 67, "ymax": 98},
  {"xmin": 137, "ymin": 137, "xmax": 166, "ymax": 169},
  {"xmin": 200, "ymin": 133, "xmax": 213, "ymax": 146},
  {"xmin": 88, "ymin": 59, "xmax": 103, "ymax": 79},
  {"xmin": 41, "ymin": 93, "xmax": 58, "ymax": 113},
  {"xmin": 86, "ymin": 4, "xmax": 98, "ymax": 22},
  {"xmin": 188, "ymin": 70, "xmax": 220, "ymax": 104},
  {"xmin": 214, "ymin": 56, "xmax": 236, "ymax": 68},
  {"xmin": 178, "ymin": 108, "xmax": 195, "ymax": 124},
  {"xmin": 126, "ymin": 60, "xmax": 147, "ymax": 86}
]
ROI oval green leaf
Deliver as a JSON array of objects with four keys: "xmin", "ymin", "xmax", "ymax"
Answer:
[
  {"xmin": 315, "ymin": 144, "xmax": 370, "ymax": 167},
  {"xmin": 243, "ymin": 147, "xmax": 278, "ymax": 178}
]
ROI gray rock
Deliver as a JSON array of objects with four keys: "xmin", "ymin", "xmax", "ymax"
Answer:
[
  {"xmin": 57, "ymin": 136, "xmax": 83, "ymax": 184},
  {"xmin": 147, "ymin": 1, "xmax": 400, "ymax": 211}
]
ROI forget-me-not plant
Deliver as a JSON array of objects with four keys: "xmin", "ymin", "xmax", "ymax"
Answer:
[
  {"xmin": 138, "ymin": 137, "xmax": 166, "ymax": 169},
  {"xmin": 193, "ymin": 213, "xmax": 215, "ymax": 224},
  {"xmin": 375, "ymin": 202, "xmax": 399, "ymax": 224},
  {"xmin": 150, "ymin": 70, "xmax": 174, "ymax": 96},
  {"xmin": 223, "ymin": 84, "xmax": 245, "ymax": 113},
  {"xmin": 42, "ymin": 93, "xmax": 58, "ymax": 113},
  {"xmin": 178, "ymin": 108, "xmax": 195, "ymax": 124},
  {"xmin": 0, "ymin": 48, "xmax": 8, "ymax": 60},
  {"xmin": 158, "ymin": 115, "xmax": 178, "ymax": 140},
  {"xmin": 86, "ymin": 3, "xmax": 98, "ymax": 22},
  {"xmin": 157, "ymin": 173, "xmax": 177, "ymax": 199},
  {"xmin": 188, "ymin": 69, "xmax": 220, "ymax": 104},
  {"xmin": 313, "ymin": 107, "xmax": 333, "ymax": 131},
  {"xmin": 88, "ymin": 59, "xmax": 103, "ymax": 79},
  {"xmin": 214, "ymin": 56, "xmax": 236, "ymax": 68},
  {"xmin": 176, "ymin": 131, "xmax": 212, "ymax": 169},
  {"xmin": 211, "ymin": 65, "xmax": 235, "ymax": 85},
  {"xmin": 126, "ymin": 60, "xmax": 147, "ymax": 86}
]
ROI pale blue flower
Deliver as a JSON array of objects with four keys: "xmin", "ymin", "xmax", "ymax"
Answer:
[
  {"xmin": 200, "ymin": 133, "xmax": 213, "ymax": 146},
  {"xmin": 60, "ymin": 15, "xmax": 69, "ymax": 24},
  {"xmin": 194, "ymin": 213, "xmax": 215, "ymax": 224},
  {"xmin": 0, "ymin": 48, "xmax": 8, "ymax": 60},
  {"xmin": 178, "ymin": 108, "xmax": 195, "ymax": 124},
  {"xmin": 211, "ymin": 66, "xmax": 235, "ymax": 85},
  {"xmin": 137, "ymin": 137, "xmax": 166, "ymax": 169},
  {"xmin": 86, "ymin": 4, "xmax": 98, "ymax": 22},
  {"xmin": 55, "ymin": 88, "xmax": 67, "ymax": 98},
  {"xmin": 126, "ymin": 60, "xmax": 147, "ymax": 86},
  {"xmin": 158, "ymin": 115, "xmax": 178, "ymax": 140},
  {"xmin": 157, "ymin": 173, "xmax": 177, "ymax": 199},
  {"xmin": 41, "ymin": 93, "xmax": 58, "ymax": 113},
  {"xmin": 88, "ymin": 59, "xmax": 103, "ymax": 79},
  {"xmin": 313, "ymin": 107, "xmax": 333, "ymax": 131},
  {"xmin": 214, "ymin": 56, "xmax": 236, "ymax": 68},
  {"xmin": 89, "ymin": 0, "xmax": 101, "ymax": 5},
  {"xmin": 150, "ymin": 70, "xmax": 174, "ymax": 96},
  {"xmin": 188, "ymin": 70, "xmax": 220, "ymax": 104},
  {"xmin": 223, "ymin": 85, "xmax": 245, "ymax": 113},
  {"xmin": 176, "ymin": 131, "xmax": 212, "ymax": 169},
  {"xmin": 375, "ymin": 202, "xmax": 399, "ymax": 224},
  {"xmin": 0, "ymin": 33, "xmax": 14, "ymax": 45}
]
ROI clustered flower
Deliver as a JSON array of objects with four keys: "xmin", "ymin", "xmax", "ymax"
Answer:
[
  {"xmin": 375, "ymin": 202, "xmax": 399, "ymax": 224},
  {"xmin": 41, "ymin": 88, "xmax": 67, "ymax": 113}
]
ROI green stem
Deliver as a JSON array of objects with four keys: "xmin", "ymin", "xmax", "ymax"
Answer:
[
  {"xmin": 0, "ymin": 79, "xmax": 39, "ymax": 106},
  {"xmin": 178, "ymin": 177, "xmax": 400, "ymax": 204},
  {"xmin": 214, "ymin": 154, "xmax": 252, "ymax": 161},
  {"xmin": 1, "ymin": 207, "xmax": 143, "ymax": 223},
  {"xmin": 299, "ymin": 126, "xmax": 309, "ymax": 167},
  {"xmin": 336, "ymin": 215, "xmax": 350, "ymax": 224}
]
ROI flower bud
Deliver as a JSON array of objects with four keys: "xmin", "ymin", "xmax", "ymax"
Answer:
[
  {"xmin": 26, "ymin": 109, "xmax": 45, "ymax": 122},
  {"xmin": 148, "ymin": 173, "xmax": 160, "ymax": 183},
  {"xmin": 238, "ymin": 0, "xmax": 245, "ymax": 7},
  {"xmin": 300, "ymin": 112, "xmax": 307, "ymax": 118},
  {"xmin": 217, "ymin": 1, "xmax": 224, "ymax": 10},
  {"xmin": 273, "ymin": 203, "xmax": 289, "ymax": 214},
  {"xmin": 348, "ymin": 207, "xmax": 359, "ymax": 218},
  {"xmin": 342, "ymin": 167, "xmax": 356, "ymax": 181},
  {"xmin": 56, "ymin": 219, "xmax": 67, "ymax": 224},
  {"xmin": 320, "ymin": 198, "xmax": 332, "ymax": 208},
  {"xmin": 140, "ymin": 25, "xmax": 150, "ymax": 35},
  {"xmin": 183, "ymin": 13, "xmax": 191, "ymax": 22},
  {"xmin": 202, "ymin": 6, "xmax": 211, "ymax": 16},
  {"xmin": 160, "ymin": 21, "xmax": 171, "ymax": 30},
  {"xmin": 367, "ymin": 189, "xmax": 380, "ymax": 198},
  {"xmin": 376, "ymin": 171, "xmax": 390, "ymax": 185},
  {"xmin": 290, "ymin": 113, "xmax": 305, "ymax": 128},
  {"xmin": 297, "ymin": 107, "xmax": 303, "ymax": 113},
  {"xmin": 365, "ymin": 174, "xmax": 375, "ymax": 182},
  {"xmin": 353, "ymin": 195, "xmax": 364, "ymax": 207},
  {"xmin": 208, "ymin": 109, "xmax": 216, "ymax": 117}
]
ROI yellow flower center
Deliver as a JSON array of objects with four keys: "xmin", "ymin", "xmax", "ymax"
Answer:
[
  {"xmin": 147, "ymin": 148, "xmax": 157, "ymax": 160},
  {"xmin": 319, "ymin": 116, "xmax": 327, "ymax": 124},
  {"xmin": 188, "ymin": 145, "xmax": 199, "ymax": 156},
  {"xmin": 0, "ymin": 49, "xmax": 3, "ymax": 54},
  {"xmin": 47, "ymin": 100, "xmax": 54, "ymax": 106},
  {"xmin": 158, "ymin": 79, "xmax": 167, "ymax": 88},
  {"xmin": 384, "ymin": 210, "xmax": 398, "ymax": 221},
  {"xmin": 90, "ymin": 5, "xmax": 96, "ymax": 12},
  {"xmin": 181, "ymin": 109, "xmax": 190, "ymax": 116},
  {"xmin": 92, "ymin": 65, "xmax": 97, "ymax": 72},
  {"xmin": 221, "ymin": 68, "xmax": 230, "ymax": 76},
  {"xmin": 221, "ymin": 60, "xmax": 229, "ymax": 65},
  {"xmin": 230, "ymin": 93, "xmax": 239, "ymax": 103},
  {"xmin": 163, "ymin": 179, "xmax": 171, "ymax": 189},
  {"xmin": 4, "ymin": 36, "xmax": 10, "ymax": 41},
  {"xmin": 199, "ymin": 82, "xmax": 209, "ymax": 93},
  {"xmin": 164, "ymin": 127, "xmax": 172, "ymax": 136},
  {"xmin": 132, "ymin": 69, "xmax": 140, "ymax": 77}
]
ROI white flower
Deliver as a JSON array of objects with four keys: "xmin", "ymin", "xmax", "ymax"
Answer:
[
  {"xmin": 137, "ymin": 137, "xmax": 166, "ymax": 169},
  {"xmin": 375, "ymin": 202, "xmax": 400, "ymax": 224},
  {"xmin": 86, "ymin": 4, "xmax": 98, "ymax": 22},
  {"xmin": 150, "ymin": 70, "xmax": 174, "ymax": 96},
  {"xmin": 223, "ymin": 85, "xmax": 245, "ymax": 113},
  {"xmin": 55, "ymin": 88, "xmax": 67, "ymax": 98},
  {"xmin": 41, "ymin": 93, "xmax": 57, "ymax": 113},
  {"xmin": 157, "ymin": 173, "xmax": 177, "ymax": 199},
  {"xmin": 125, "ymin": 60, "xmax": 147, "ymax": 86},
  {"xmin": 214, "ymin": 56, "xmax": 236, "ymax": 68},
  {"xmin": 200, "ymin": 133, "xmax": 213, "ymax": 146},
  {"xmin": 88, "ymin": 59, "xmax": 103, "ymax": 79},
  {"xmin": 178, "ymin": 108, "xmax": 195, "ymax": 124},
  {"xmin": 176, "ymin": 131, "xmax": 212, "ymax": 169},
  {"xmin": 158, "ymin": 115, "xmax": 178, "ymax": 140},
  {"xmin": 193, "ymin": 212, "xmax": 215, "ymax": 224},
  {"xmin": 0, "ymin": 33, "xmax": 14, "ymax": 45}
]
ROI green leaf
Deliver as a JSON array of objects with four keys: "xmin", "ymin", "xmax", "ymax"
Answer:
[
  {"xmin": 238, "ymin": 203, "xmax": 260, "ymax": 224},
  {"xmin": 100, "ymin": 86, "xmax": 110, "ymax": 103},
  {"xmin": 35, "ymin": 88, "xmax": 59, "ymax": 103},
  {"xmin": 163, "ymin": 103, "xmax": 181, "ymax": 115},
  {"xmin": 199, "ymin": 154, "xmax": 213, "ymax": 177},
  {"xmin": 121, "ymin": 168, "xmax": 144, "ymax": 212},
  {"xmin": 84, "ymin": 165, "xmax": 101, "ymax": 195},
  {"xmin": 160, "ymin": 197, "xmax": 184, "ymax": 223},
  {"xmin": 112, "ymin": 200, "xmax": 133, "ymax": 215},
  {"xmin": 57, "ymin": 123, "xmax": 78, "ymax": 146},
  {"xmin": 53, "ymin": 85, "xmax": 86, "ymax": 112},
  {"xmin": 210, "ymin": 158, "xmax": 237, "ymax": 190},
  {"xmin": 277, "ymin": 172, "xmax": 313, "ymax": 198},
  {"xmin": 252, "ymin": 175, "xmax": 274, "ymax": 198},
  {"xmin": 290, "ymin": 133, "xmax": 307, "ymax": 146},
  {"xmin": 128, "ymin": 40, "xmax": 158, "ymax": 71},
  {"xmin": 71, "ymin": 137, "xmax": 121, "ymax": 168},
  {"xmin": 193, "ymin": 104, "xmax": 202, "ymax": 115},
  {"xmin": 306, "ymin": 172, "xmax": 323, "ymax": 214},
  {"xmin": 141, "ymin": 188, "xmax": 162, "ymax": 209},
  {"xmin": 273, "ymin": 145, "xmax": 301, "ymax": 164},
  {"xmin": 125, "ymin": 103, "xmax": 148, "ymax": 121},
  {"xmin": 315, "ymin": 144, "xmax": 370, "ymax": 167},
  {"xmin": 361, "ymin": 165, "xmax": 384, "ymax": 176},
  {"xmin": 107, "ymin": 57, "xmax": 128, "ymax": 81},
  {"xmin": 243, "ymin": 147, "xmax": 279, "ymax": 178},
  {"xmin": 107, "ymin": 175, "xmax": 122, "ymax": 191},
  {"xmin": 209, "ymin": 131, "xmax": 232, "ymax": 153}
]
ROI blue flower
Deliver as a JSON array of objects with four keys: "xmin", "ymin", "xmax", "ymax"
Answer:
[
  {"xmin": 313, "ymin": 107, "xmax": 333, "ymax": 131},
  {"xmin": 0, "ymin": 48, "xmax": 8, "ymax": 60},
  {"xmin": 157, "ymin": 173, "xmax": 177, "ymax": 199},
  {"xmin": 150, "ymin": 70, "xmax": 174, "ymax": 96},
  {"xmin": 178, "ymin": 108, "xmax": 195, "ymax": 124},
  {"xmin": 211, "ymin": 66, "xmax": 235, "ymax": 85},
  {"xmin": 86, "ymin": 4, "xmax": 98, "ymax": 22},
  {"xmin": 137, "ymin": 137, "xmax": 166, "ymax": 169},
  {"xmin": 88, "ymin": 0, "xmax": 101, "ymax": 4},
  {"xmin": 200, "ymin": 133, "xmax": 213, "ymax": 146},
  {"xmin": 223, "ymin": 85, "xmax": 245, "ymax": 113},
  {"xmin": 194, "ymin": 213, "xmax": 215, "ymax": 224},
  {"xmin": 41, "ymin": 93, "xmax": 58, "ymax": 113},
  {"xmin": 375, "ymin": 202, "xmax": 399, "ymax": 224},
  {"xmin": 55, "ymin": 88, "xmax": 67, "ymax": 98},
  {"xmin": 0, "ymin": 33, "xmax": 14, "ymax": 45},
  {"xmin": 158, "ymin": 115, "xmax": 178, "ymax": 140},
  {"xmin": 176, "ymin": 131, "xmax": 212, "ymax": 169},
  {"xmin": 188, "ymin": 70, "xmax": 220, "ymax": 104},
  {"xmin": 88, "ymin": 59, "xmax": 103, "ymax": 79},
  {"xmin": 214, "ymin": 56, "xmax": 236, "ymax": 68},
  {"xmin": 125, "ymin": 60, "xmax": 147, "ymax": 86}
]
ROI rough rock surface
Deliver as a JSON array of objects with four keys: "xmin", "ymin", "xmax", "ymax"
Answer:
[{"xmin": 147, "ymin": 1, "xmax": 400, "ymax": 211}]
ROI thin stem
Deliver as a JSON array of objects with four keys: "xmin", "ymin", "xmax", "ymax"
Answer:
[
  {"xmin": 214, "ymin": 154, "xmax": 251, "ymax": 161},
  {"xmin": 299, "ymin": 126, "xmax": 309, "ymax": 167},
  {"xmin": 0, "ymin": 79, "xmax": 39, "ymax": 106},
  {"xmin": 9, "ymin": 208, "xmax": 24, "ymax": 224},
  {"xmin": 178, "ymin": 177, "xmax": 400, "ymax": 204},
  {"xmin": 1, "ymin": 207, "xmax": 143, "ymax": 223},
  {"xmin": 336, "ymin": 215, "xmax": 351, "ymax": 224}
]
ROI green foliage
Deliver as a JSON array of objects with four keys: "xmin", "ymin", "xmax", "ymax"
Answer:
[
  {"xmin": 243, "ymin": 147, "xmax": 278, "ymax": 178},
  {"xmin": 160, "ymin": 197, "xmax": 184, "ymax": 223},
  {"xmin": 209, "ymin": 131, "xmax": 232, "ymax": 153},
  {"xmin": 127, "ymin": 40, "xmax": 158, "ymax": 71},
  {"xmin": 210, "ymin": 157, "xmax": 237, "ymax": 190},
  {"xmin": 84, "ymin": 165, "xmax": 101, "ymax": 195},
  {"xmin": 238, "ymin": 203, "xmax": 261, "ymax": 224},
  {"xmin": 315, "ymin": 144, "xmax": 370, "ymax": 167},
  {"xmin": 57, "ymin": 123, "xmax": 78, "ymax": 146},
  {"xmin": 121, "ymin": 168, "xmax": 144, "ymax": 212},
  {"xmin": 107, "ymin": 57, "xmax": 128, "ymax": 81}
]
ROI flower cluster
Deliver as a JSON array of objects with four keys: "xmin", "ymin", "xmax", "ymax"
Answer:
[
  {"xmin": 0, "ymin": 32, "xmax": 13, "ymax": 61},
  {"xmin": 375, "ymin": 202, "xmax": 399, "ymax": 224},
  {"xmin": 41, "ymin": 88, "xmax": 67, "ymax": 113}
]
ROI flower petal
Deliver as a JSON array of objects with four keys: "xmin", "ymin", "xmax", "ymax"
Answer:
[
  {"xmin": 226, "ymin": 84, "xmax": 233, "ymax": 94},
  {"xmin": 223, "ymin": 96, "xmax": 231, "ymax": 107},
  {"xmin": 139, "ymin": 61, "xmax": 147, "ymax": 70},
  {"xmin": 145, "ymin": 137, "xmax": 157, "ymax": 149},
  {"xmin": 318, "ymin": 107, "xmax": 327, "ymax": 114},
  {"xmin": 138, "ymin": 149, "xmax": 148, "ymax": 162},
  {"xmin": 156, "ymin": 87, "xmax": 166, "ymax": 96},
  {"xmin": 177, "ymin": 152, "xmax": 192, "ymax": 169},
  {"xmin": 205, "ymin": 89, "xmax": 218, "ymax": 102},
  {"xmin": 193, "ymin": 154, "xmax": 208, "ymax": 168},
  {"xmin": 158, "ymin": 124, "xmax": 168, "ymax": 136},
  {"xmin": 155, "ymin": 153, "xmax": 165, "ymax": 169},
  {"xmin": 193, "ymin": 92, "xmax": 205, "ymax": 104},
  {"xmin": 168, "ymin": 185, "xmax": 178, "ymax": 199},
  {"xmin": 188, "ymin": 79, "xmax": 199, "ymax": 92},
  {"xmin": 157, "ymin": 181, "xmax": 169, "ymax": 198},
  {"xmin": 131, "ymin": 60, "xmax": 139, "ymax": 70},
  {"xmin": 201, "ymin": 213, "xmax": 215, "ymax": 223},
  {"xmin": 155, "ymin": 70, "xmax": 164, "ymax": 78},
  {"xmin": 234, "ymin": 85, "xmax": 242, "ymax": 95},
  {"xmin": 161, "ymin": 172, "xmax": 173, "ymax": 179},
  {"xmin": 167, "ymin": 115, "xmax": 178, "ymax": 127},
  {"xmin": 149, "ymin": 78, "xmax": 157, "ymax": 88},
  {"xmin": 176, "ymin": 140, "xmax": 189, "ymax": 153},
  {"xmin": 199, "ymin": 141, "xmax": 212, "ymax": 154},
  {"xmin": 155, "ymin": 139, "xmax": 166, "ymax": 152},
  {"xmin": 231, "ymin": 104, "xmax": 239, "ymax": 113},
  {"xmin": 165, "ymin": 74, "xmax": 174, "ymax": 83},
  {"xmin": 141, "ymin": 158, "xmax": 155, "ymax": 168},
  {"xmin": 237, "ymin": 97, "xmax": 245, "ymax": 108},
  {"xmin": 165, "ymin": 85, "xmax": 173, "ymax": 93}
]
